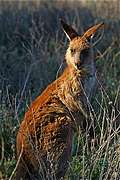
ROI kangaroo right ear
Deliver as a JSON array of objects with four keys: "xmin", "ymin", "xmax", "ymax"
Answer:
[
  {"xmin": 60, "ymin": 19, "xmax": 79, "ymax": 41},
  {"xmin": 83, "ymin": 22, "xmax": 104, "ymax": 40}
]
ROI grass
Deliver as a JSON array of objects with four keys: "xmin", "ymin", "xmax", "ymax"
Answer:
[
  {"xmin": 67, "ymin": 87, "xmax": 120, "ymax": 179},
  {"xmin": 0, "ymin": 0, "xmax": 120, "ymax": 179}
]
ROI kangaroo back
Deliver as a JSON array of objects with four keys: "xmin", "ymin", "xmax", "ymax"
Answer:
[{"xmin": 16, "ymin": 20, "xmax": 104, "ymax": 180}]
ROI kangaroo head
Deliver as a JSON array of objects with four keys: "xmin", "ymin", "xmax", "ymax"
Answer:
[
  {"xmin": 61, "ymin": 20, "xmax": 104, "ymax": 72},
  {"xmin": 61, "ymin": 20, "xmax": 104, "ymax": 100}
]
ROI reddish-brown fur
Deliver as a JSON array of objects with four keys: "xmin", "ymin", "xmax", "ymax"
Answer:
[{"xmin": 16, "ymin": 20, "xmax": 104, "ymax": 180}]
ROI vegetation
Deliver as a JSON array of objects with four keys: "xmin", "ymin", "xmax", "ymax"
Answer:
[{"xmin": 0, "ymin": 0, "xmax": 120, "ymax": 179}]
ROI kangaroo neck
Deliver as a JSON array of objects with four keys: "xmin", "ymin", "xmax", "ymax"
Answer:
[{"xmin": 57, "ymin": 65, "xmax": 88, "ymax": 118}]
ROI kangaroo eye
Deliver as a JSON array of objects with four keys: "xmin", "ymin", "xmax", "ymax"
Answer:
[{"xmin": 70, "ymin": 48, "xmax": 75, "ymax": 54}]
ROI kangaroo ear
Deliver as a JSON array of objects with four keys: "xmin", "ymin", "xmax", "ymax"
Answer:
[
  {"xmin": 60, "ymin": 19, "xmax": 79, "ymax": 40},
  {"xmin": 83, "ymin": 22, "xmax": 104, "ymax": 39}
]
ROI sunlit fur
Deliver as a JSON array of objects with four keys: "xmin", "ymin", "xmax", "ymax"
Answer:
[{"xmin": 16, "ymin": 20, "xmax": 104, "ymax": 180}]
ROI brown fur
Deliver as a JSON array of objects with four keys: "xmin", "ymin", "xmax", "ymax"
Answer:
[{"xmin": 16, "ymin": 20, "xmax": 104, "ymax": 180}]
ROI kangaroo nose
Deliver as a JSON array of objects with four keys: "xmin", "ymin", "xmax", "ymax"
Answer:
[{"xmin": 76, "ymin": 61, "xmax": 81, "ymax": 69}]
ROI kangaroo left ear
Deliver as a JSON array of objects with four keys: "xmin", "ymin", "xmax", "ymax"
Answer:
[
  {"xmin": 83, "ymin": 22, "xmax": 104, "ymax": 39},
  {"xmin": 60, "ymin": 19, "xmax": 79, "ymax": 41}
]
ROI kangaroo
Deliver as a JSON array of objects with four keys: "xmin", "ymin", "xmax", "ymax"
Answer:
[{"xmin": 16, "ymin": 20, "xmax": 104, "ymax": 180}]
